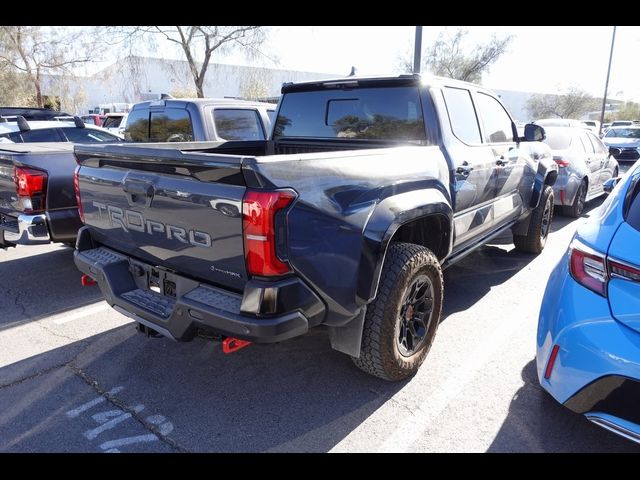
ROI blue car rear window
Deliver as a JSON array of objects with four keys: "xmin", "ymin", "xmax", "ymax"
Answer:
[{"xmin": 626, "ymin": 176, "xmax": 640, "ymax": 232}]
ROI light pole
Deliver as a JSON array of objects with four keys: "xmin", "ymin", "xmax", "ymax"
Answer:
[
  {"xmin": 413, "ymin": 26, "xmax": 423, "ymax": 74},
  {"xmin": 599, "ymin": 26, "xmax": 617, "ymax": 136}
]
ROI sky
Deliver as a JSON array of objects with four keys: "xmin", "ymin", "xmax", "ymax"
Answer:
[{"xmin": 96, "ymin": 26, "xmax": 640, "ymax": 102}]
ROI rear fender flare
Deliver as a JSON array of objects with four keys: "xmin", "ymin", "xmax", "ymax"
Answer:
[
  {"xmin": 356, "ymin": 188, "xmax": 453, "ymax": 305},
  {"xmin": 530, "ymin": 157, "xmax": 558, "ymax": 209}
]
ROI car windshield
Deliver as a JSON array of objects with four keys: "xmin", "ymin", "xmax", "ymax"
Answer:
[{"xmin": 605, "ymin": 128, "xmax": 640, "ymax": 138}]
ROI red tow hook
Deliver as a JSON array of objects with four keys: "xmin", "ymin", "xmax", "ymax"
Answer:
[
  {"xmin": 222, "ymin": 337, "xmax": 252, "ymax": 354},
  {"xmin": 80, "ymin": 274, "xmax": 97, "ymax": 287}
]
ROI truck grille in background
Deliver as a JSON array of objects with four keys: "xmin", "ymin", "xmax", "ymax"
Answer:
[{"xmin": 614, "ymin": 148, "xmax": 640, "ymax": 161}]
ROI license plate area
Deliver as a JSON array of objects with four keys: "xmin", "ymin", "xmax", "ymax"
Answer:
[
  {"xmin": 148, "ymin": 267, "xmax": 177, "ymax": 298},
  {"xmin": 127, "ymin": 258, "xmax": 200, "ymax": 300}
]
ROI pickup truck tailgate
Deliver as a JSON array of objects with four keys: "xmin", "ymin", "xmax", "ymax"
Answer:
[{"xmin": 75, "ymin": 144, "xmax": 248, "ymax": 291}]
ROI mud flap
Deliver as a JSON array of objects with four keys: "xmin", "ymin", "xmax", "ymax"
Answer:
[{"xmin": 327, "ymin": 308, "xmax": 366, "ymax": 358}]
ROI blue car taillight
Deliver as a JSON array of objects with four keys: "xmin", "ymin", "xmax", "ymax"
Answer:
[
  {"xmin": 569, "ymin": 239, "xmax": 608, "ymax": 296},
  {"xmin": 569, "ymin": 239, "xmax": 640, "ymax": 297}
]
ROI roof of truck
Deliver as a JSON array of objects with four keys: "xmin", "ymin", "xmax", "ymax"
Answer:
[
  {"xmin": 280, "ymin": 73, "xmax": 488, "ymax": 94},
  {"xmin": 131, "ymin": 98, "xmax": 276, "ymax": 110}
]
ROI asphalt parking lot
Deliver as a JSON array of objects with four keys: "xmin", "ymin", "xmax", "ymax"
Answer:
[{"xmin": 1, "ymin": 176, "xmax": 639, "ymax": 452}]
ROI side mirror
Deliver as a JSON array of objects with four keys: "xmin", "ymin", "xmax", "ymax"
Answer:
[
  {"xmin": 608, "ymin": 147, "xmax": 621, "ymax": 157},
  {"xmin": 524, "ymin": 123, "xmax": 546, "ymax": 142},
  {"xmin": 603, "ymin": 177, "xmax": 621, "ymax": 195}
]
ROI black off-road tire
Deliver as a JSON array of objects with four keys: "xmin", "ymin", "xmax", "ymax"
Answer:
[
  {"xmin": 562, "ymin": 180, "xmax": 587, "ymax": 218},
  {"xmin": 352, "ymin": 242, "xmax": 443, "ymax": 381},
  {"xmin": 513, "ymin": 186, "xmax": 554, "ymax": 254}
]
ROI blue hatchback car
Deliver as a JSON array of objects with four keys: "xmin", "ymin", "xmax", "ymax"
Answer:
[{"xmin": 537, "ymin": 160, "xmax": 640, "ymax": 443}]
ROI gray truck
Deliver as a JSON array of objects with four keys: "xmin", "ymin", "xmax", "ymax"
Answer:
[
  {"xmin": 123, "ymin": 98, "xmax": 276, "ymax": 143},
  {"xmin": 73, "ymin": 74, "xmax": 557, "ymax": 381}
]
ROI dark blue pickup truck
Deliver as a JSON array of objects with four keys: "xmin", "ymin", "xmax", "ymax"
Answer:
[{"xmin": 73, "ymin": 74, "xmax": 557, "ymax": 380}]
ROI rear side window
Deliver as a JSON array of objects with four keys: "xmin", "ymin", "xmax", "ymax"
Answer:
[
  {"xmin": 149, "ymin": 109, "xmax": 193, "ymax": 142},
  {"xmin": 213, "ymin": 109, "xmax": 265, "ymax": 140},
  {"xmin": 0, "ymin": 132, "xmax": 24, "ymax": 143},
  {"xmin": 475, "ymin": 93, "xmax": 514, "ymax": 143},
  {"xmin": 587, "ymin": 132, "xmax": 608, "ymax": 155},
  {"xmin": 579, "ymin": 132, "xmax": 595, "ymax": 154},
  {"xmin": 21, "ymin": 129, "xmax": 63, "ymax": 142},
  {"xmin": 102, "ymin": 116, "xmax": 123, "ymax": 129},
  {"xmin": 124, "ymin": 109, "xmax": 150, "ymax": 142},
  {"xmin": 442, "ymin": 87, "xmax": 482, "ymax": 144},
  {"xmin": 626, "ymin": 177, "xmax": 640, "ymax": 232},
  {"xmin": 62, "ymin": 128, "xmax": 121, "ymax": 143},
  {"xmin": 274, "ymin": 86, "xmax": 427, "ymax": 142}
]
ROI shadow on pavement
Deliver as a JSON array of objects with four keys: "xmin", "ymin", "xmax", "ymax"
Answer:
[
  {"xmin": 551, "ymin": 195, "xmax": 605, "ymax": 234},
  {"xmin": 442, "ymin": 244, "xmax": 535, "ymax": 319},
  {"xmin": 0, "ymin": 324, "xmax": 406, "ymax": 452},
  {"xmin": 487, "ymin": 359, "xmax": 640, "ymax": 452},
  {"xmin": 0, "ymin": 247, "xmax": 103, "ymax": 327}
]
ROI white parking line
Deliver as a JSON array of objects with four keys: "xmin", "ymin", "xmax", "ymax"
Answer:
[
  {"xmin": 52, "ymin": 303, "xmax": 110, "ymax": 324},
  {"xmin": 376, "ymin": 317, "xmax": 522, "ymax": 453}
]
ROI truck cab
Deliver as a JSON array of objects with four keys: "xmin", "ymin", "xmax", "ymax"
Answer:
[{"xmin": 122, "ymin": 98, "xmax": 276, "ymax": 143}]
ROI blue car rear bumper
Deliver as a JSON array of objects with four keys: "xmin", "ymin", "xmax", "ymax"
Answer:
[{"xmin": 537, "ymin": 255, "xmax": 640, "ymax": 441}]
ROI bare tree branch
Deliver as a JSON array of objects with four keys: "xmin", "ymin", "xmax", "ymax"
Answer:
[
  {"xmin": 0, "ymin": 26, "xmax": 101, "ymax": 108},
  {"xmin": 106, "ymin": 26, "xmax": 267, "ymax": 98},
  {"xmin": 396, "ymin": 28, "xmax": 512, "ymax": 84}
]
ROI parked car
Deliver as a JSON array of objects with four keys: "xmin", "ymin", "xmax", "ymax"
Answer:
[
  {"xmin": 602, "ymin": 126, "xmax": 640, "ymax": 163},
  {"xmin": 610, "ymin": 120, "xmax": 634, "ymax": 128},
  {"xmin": 73, "ymin": 74, "xmax": 557, "ymax": 381},
  {"xmin": 0, "ymin": 117, "xmax": 123, "ymax": 144},
  {"xmin": 0, "ymin": 107, "xmax": 71, "ymax": 120},
  {"xmin": 122, "ymin": 98, "xmax": 276, "ymax": 142},
  {"xmin": 582, "ymin": 120, "xmax": 600, "ymax": 135},
  {"xmin": 534, "ymin": 118, "xmax": 589, "ymax": 129},
  {"xmin": 542, "ymin": 126, "xmax": 618, "ymax": 217},
  {"xmin": 537, "ymin": 160, "xmax": 640, "ymax": 444},
  {"xmin": 80, "ymin": 114, "xmax": 107, "ymax": 127},
  {"xmin": 102, "ymin": 112, "xmax": 129, "ymax": 136},
  {"xmin": 0, "ymin": 143, "xmax": 82, "ymax": 248},
  {"xmin": 0, "ymin": 117, "xmax": 122, "ymax": 249}
]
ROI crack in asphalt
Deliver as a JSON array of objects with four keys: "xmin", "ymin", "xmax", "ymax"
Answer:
[
  {"xmin": 36, "ymin": 321, "xmax": 81, "ymax": 343},
  {"xmin": 0, "ymin": 363, "xmax": 68, "ymax": 390},
  {"xmin": 0, "ymin": 277, "xmax": 29, "ymax": 320},
  {"xmin": 67, "ymin": 362, "xmax": 190, "ymax": 453}
]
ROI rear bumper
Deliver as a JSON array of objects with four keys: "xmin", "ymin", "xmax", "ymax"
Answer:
[
  {"xmin": 74, "ymin": 227, "xmax": 325, "ymax": 343},
  {"xmin": 537, "ymin": 256, "xmax": 640, "ymax": 443},
  {"xmin": 0, "ymin": 213, "xmax": 50, "ymax": 245}
]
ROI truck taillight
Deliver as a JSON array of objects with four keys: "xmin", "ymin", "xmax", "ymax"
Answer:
[
  {"xmin": 73, "ymin": 166, "xmax": 84, "ymax": 223},
  {"xmin": 13, "ymin": 166, "xmax": 47, "ymax": 213},
  {"xmin": 242, "ymin": 189, "xmax": 296, "ymax": 277}
]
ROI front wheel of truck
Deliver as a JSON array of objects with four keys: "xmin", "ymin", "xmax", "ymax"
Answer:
[
  {"xmin": 353, "ymin": 242, "xmax": 443, "ymax": 381},
  {"xmin": 513, "ymin": 186, "xmax": 554, "ymax": 254}
]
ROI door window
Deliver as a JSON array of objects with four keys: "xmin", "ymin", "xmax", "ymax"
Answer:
[
  {"xmin": 442, "ymin": 87, "xmax": 482, "ymax": 144},
  {"xmin": 475, "ymin": 93, "xmax": 514, "ymax": 143}
]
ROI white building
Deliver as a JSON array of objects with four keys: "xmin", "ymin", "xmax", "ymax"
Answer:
[{"xmin": 41, "ymin": 55, "xmax": 600, "ymax": 124}]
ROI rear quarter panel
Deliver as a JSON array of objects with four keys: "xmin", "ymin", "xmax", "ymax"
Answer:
[{"xmin": 243, "ymin": 145, "xmax": 451, "ymax": 324}]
